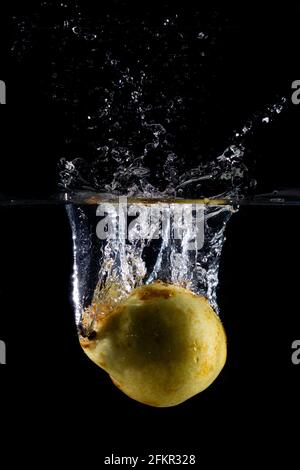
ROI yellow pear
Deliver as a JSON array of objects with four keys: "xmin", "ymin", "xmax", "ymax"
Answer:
[{"xmin": 80, "ymin": 281, "xmax": 226, "ymax": 407}]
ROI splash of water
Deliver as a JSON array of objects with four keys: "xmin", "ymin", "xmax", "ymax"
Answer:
[
  {"xmin": 11, "ymin": 2, "xmax": 288, "ymax": 199},
  {"xmin": 67, "ymin": 200, "xmax": 234, "ymax": 326},
  {"xmin": 10, "ymin": 2, "xmax": 289, "ymax": 321}
]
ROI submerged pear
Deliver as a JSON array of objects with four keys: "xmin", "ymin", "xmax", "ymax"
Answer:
[{"xmin": 80, "ymin": 281, "xmax": 226, "ymax": 407}]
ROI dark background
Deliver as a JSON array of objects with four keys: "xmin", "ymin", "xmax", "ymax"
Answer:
[{"xmin": 0, "ymin": 2, "xmax": 300, "ymax": 465}]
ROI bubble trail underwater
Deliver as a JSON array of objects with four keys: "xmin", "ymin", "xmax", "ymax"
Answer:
[{"xmin": 9, "ymin": 1, "xmax": 294, "ymax": 321}]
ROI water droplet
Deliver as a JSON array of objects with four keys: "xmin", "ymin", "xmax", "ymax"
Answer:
[{"xmin": 197, "ymin": 32, "xmax": 207, "ymax": 39}]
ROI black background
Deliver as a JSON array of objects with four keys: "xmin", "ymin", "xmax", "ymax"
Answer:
[{"xmin": 0, "ymin": 2, "xmax": 300, "ymax": 466}]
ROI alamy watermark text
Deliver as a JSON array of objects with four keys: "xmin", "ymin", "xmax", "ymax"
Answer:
[
  {"xmin": 291, "ymin": 80, "xmax": 300, "ymax": 105},
  {"xmin": 0, "ymin": 80, "xmax": 6, "ymax": 104},
  {"xmin": 0, "ymin": 340, "xmax": 6, "ymax": 365},
  {"xmin": 96, "ymin": 196, "xmax": 205, "ymax": 250},
  {"xmin": 291, "ymin": 340, "xmax": 300, "ymax": 365}
]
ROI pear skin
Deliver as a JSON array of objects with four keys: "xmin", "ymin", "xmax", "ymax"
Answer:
[{"xmin": 80, "ymin": 281, "xmax": 227, "ymax": 407}]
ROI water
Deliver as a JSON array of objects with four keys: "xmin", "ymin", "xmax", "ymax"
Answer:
[
  {"xmin": 58, "ymin": 86, "xmax": 288, "ymax": 326},
  {"xmin": 12, "ymin": 3, "xmax": 289, "ymax": 199},
  {"xmin": 9, "ymin": 3, "xmax": 297, "ymax": 326},
  {"xmin": 11, "ymin": 3, "xmax": 291, "ymax": 202},
  {"xmin": 66, "ymin": 198, "xmax": 235, "ymax": 327}
]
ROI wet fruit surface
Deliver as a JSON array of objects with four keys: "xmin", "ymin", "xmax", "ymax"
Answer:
[{"xmin": 80, "ymin": 281, "xmax": 227, "ymax": 407}]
